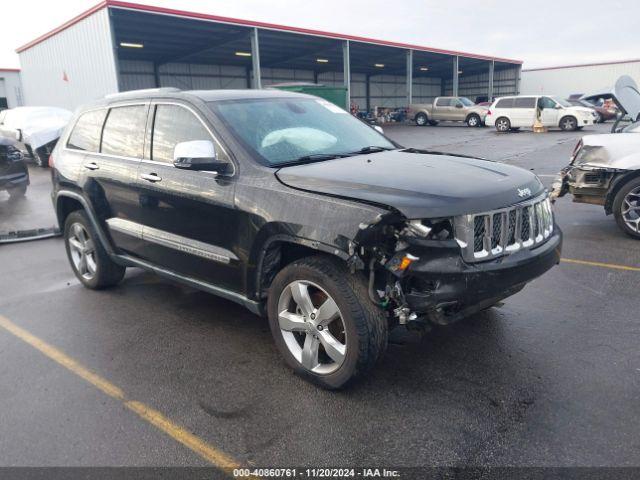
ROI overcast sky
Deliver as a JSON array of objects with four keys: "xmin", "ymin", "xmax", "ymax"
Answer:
[{"xmin": 1, "ymin": 0, "xmax": 637, "ymax": 69}]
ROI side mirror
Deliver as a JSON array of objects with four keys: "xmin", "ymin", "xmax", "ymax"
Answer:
[
  {"xmin": 373, "ymin": 125, "xmax": 384, "ymax": 134},
  {"xmin": 455, "ymin": 103, "xmax": 463, "ymax": 108},
  {"xmin": 173, "ymin": 140, "xmax": 229, "ymax": 174},
  {"xmin": 555, "ymin": 104, "xmax": 562, "ymax": 109}
]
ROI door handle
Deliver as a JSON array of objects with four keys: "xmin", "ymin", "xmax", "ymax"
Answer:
[
  {"xmin": 84, "ymin": 162, "xmax": 99, "ymax": 170},
  {"xmin": 140, "ymin": 173, "xmax": 162, "ymax": 183}
]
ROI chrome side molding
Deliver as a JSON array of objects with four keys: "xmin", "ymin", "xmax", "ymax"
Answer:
[{"xmin": 106, "ymin": 217, "xmax": 239, "ymax": 265}]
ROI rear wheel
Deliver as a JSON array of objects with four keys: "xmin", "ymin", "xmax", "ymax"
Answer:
[
  {"xmin": 466, "ymin": 113, "xmax": 481, "ymax": 127},
  {"xmin": 613, "ymin": 177, "xmax": 640, "ymax": 239},
  {"xmin": 32, "ymin": 146, "xmax": 49, "ymax": 168},
  {"xmin": 267, "ymin": 256, "xmax": 388, "ymax": 389},
  {"xmin": 64, "ymin": 210, "xmax": 126, "ymax": 288},
  {"xmin": 495, "ymin": 117, "xmax": 511, "ymax": 132},
  {"xmin": 560, "ymin": 115, "xmax": 578, "ymax": 131},
  {"xmin": 415, "ymin": 113, "xmax": 428, "ymax": 126}
]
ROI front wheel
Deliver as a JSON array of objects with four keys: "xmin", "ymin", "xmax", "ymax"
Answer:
[
  {"xmin": 267, "ymin": 256, "xmax": 388, "ymax": 389},
  {"xmin": 613, "ymin": 177, "xmax": 640, "ymax": 239},
  {"xmin": 560, "ymin": 116, "xmax": 578, "ymax": 131},
  {"xmin": 466, "ymin": 113, "xmax": 481, "ymax": 127},
  {"xmin": 495, "ymin": 117, "xmax": 511, "ymax": 132}
]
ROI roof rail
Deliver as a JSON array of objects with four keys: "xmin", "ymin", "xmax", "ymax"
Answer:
[{"xmin": 104, "ymin": 87, "xmax": 181, "ymax": 99}]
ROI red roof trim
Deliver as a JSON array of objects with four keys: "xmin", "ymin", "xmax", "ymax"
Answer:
[
  {"xmin": 0, "ymin": 68, "xmax": 21, "ymax": 72},
  {"xmin": 523, "ymin": 58, "xmax": 640, "ymax": 72},
  {"xmin": 16, "ymin": 0, "xmax": 522, "ymax": 65}
]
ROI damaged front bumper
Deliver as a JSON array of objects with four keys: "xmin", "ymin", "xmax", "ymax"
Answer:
[
  {"xmin": 397, "ymin": 228, "xmax": 562, "ymax": 324},
  {"xmin": 551, "ymin": 164, "xmax": 628, "ymax": 206}
]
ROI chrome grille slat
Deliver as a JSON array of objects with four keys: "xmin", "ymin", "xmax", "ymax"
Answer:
[{"xmin": 454, "ymin": 194, "xmax": 554, "ymax": 263}]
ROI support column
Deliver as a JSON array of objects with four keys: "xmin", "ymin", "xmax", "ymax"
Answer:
[
  {"xmin": 515, "ymin": 64, "xmax": 522, "ymax": 95},
  {"xmin": 406, "ymin": 49, "xmax": 413, "ymax": 106},
  {"xmin": 250, "ymin": 28, "xmax": 261, "ymax": 89},
  {"xmin": 452, "ymin": 56, "xmax": 459, "ymax": 97},
  {"xmin": 153, "ymin": 62, "xmax": 161, "ymax": 88},
  {"xmin": 343, "ymin": 40, "xmax": 351, "ymax": 108},
  {"xmin": 365, "ymin": 74, "xmax": 371, "ymax": 112},
  {"xmin": 487, "ymin": 60, "xmax": 495, "ymax": 102}
]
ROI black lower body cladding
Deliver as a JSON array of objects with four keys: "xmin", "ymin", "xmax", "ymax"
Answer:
[{"xmin": 402, "ymin": 228, "xmax": 563, "ymax": 322}]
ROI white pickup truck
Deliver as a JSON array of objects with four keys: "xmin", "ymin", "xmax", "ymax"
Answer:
[{"xmin": 407, "ymin": 96, "xmax": 489, "ymax": 127}]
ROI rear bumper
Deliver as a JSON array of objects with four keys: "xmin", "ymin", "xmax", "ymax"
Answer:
[{"xmin": 403, "ymin": 227, "xmax": 562, "ymax": 317}]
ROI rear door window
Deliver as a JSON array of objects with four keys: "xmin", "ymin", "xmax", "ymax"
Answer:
[
  {"xmin": 151, "ymin": 104, "xmax": 226, "ymax": 163},
  {"xmin": 100, "ymin": 105, "xmax": 147, "ymax": 158},
  {"xmin": 514, "ymin": 97, "xmax": 536, "ymax": 108},
  {"xmin": 436, "ymin": 98, "xmax": 452, "ymax": 107},
  {"xmin": 495, "ymin": 98, "xmax": 514, "ymax": 109},
  {"xmin": 67, "ymin": 109, "xmax": 107, "ymax": 152}
]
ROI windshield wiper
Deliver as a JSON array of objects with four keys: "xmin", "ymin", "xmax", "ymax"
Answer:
[
  {"xmin": 350, "ymin": 145, "xmax": 395, "ymax": 155},
  {"xmin": 278, "ymin": 153, "xmax": 349, "ymax": 167}
]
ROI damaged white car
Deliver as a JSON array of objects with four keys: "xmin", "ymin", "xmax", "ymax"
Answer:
[
  {"xmin": 553, "ymin": 129, "xmax": 640, "ymax": 239},
  {"xmin": 0, "ymin": 107, "xmax": 73, "ymax": 167}
]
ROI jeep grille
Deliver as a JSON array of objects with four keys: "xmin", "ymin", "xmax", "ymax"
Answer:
[{"xmin": 454, "ymin": 194, "xmax": 554, "ymax": 263}]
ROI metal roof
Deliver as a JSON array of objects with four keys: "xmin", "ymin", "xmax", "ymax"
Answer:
[
  {"xmin": 523, "ymin": 58, "xmax": 640, "ymax": 72},
  {"xmin": 16, "ymin": 0, "xmax": 522, "ymax": 68}
]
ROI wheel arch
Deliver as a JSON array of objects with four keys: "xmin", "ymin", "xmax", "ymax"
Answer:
[
  {"xmin": 54, "ymin": 190, "xmax": 116, "ymax": 255},
  {"xmin": 605, "ymin": 170, "xmax": 640, "ymax": 215},
  {"xmin": 250, "ymin": 234, "xmax": 350, "ymax": 302}
]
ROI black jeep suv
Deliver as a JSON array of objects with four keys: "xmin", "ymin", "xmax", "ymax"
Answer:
[{"xmin": 51, "ymin": 88, "xmax": 562, "ymax": 388}]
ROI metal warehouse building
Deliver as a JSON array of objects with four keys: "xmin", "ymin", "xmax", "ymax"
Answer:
[
  {"xmin": 521, "ymin": 59, "xmax": 640, "ymax": 98},
  {"xmin": 16, "ymin": 0, "xmax": 522, "ymax": 111},
  {"xmin": 0, "ymin": 68, "xmax": 23, "ymax": 109}
]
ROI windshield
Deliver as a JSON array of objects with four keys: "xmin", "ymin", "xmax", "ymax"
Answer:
[
  {"xmin": 552, "ymin": 97, "xmax": 572, "ymax": 108},
  {"xmin": 459, "ymin": 97, "xmax": 475, "ymax": 106},
  {"xmin": 209, "ymin": 97, "xmax": 395, "ymax": 166}
]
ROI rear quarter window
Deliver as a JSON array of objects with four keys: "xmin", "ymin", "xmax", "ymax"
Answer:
[
  {"xmin": 67, "ymin": 109, "xmax": 107, "ymax": 152},
  {"xmin": 495, "ymin": 98, "xmax": 514, "ymax": 109},
  {"xmin": 100, "ymin": 105, "xmax": 147, "ymax": 158}
]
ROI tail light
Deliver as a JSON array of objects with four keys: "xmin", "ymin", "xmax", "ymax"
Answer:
[
  {"xmin": 48, "ymin": 154, "xmax": 54, "ymax": 168},
  {"xmin": 486, "ymin": 110, "xmax": 492, "ymax": 116}
]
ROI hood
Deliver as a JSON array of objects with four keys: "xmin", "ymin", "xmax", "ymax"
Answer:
[
  {"xmin": 568, "ymin": 106, "xmax": 595, "ymax": 115},
  {"xmin": 0, "ymin": 106, "xmax": 72, "ymax": 149},
  {"xmin": 276, "ymin": 150, "xmax": 544, "ymax": 219},
  {"xmin": 582, "ymin": 75, "xmax": 640, "ymax": 121},
  {"xmin": 575, "ymin": 133, "xmax": 640, "ymax": 170}
]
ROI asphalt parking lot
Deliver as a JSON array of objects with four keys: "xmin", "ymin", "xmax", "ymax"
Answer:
[{"xmin": 1, "ymin": 122, "xmax": 639, "ymax": 474}]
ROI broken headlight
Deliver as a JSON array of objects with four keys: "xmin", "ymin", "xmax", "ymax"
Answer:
[
  {"xmin": 403, "ymin": 218, "xmax": 454, "ymax": 241},
  {"xmin": 572, "ymin": 145, "xmax": 607, "ymax": 166}
]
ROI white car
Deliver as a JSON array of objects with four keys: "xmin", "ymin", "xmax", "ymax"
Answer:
[{"xmin": 485, "ymin": 95, "xmax": 597, "ymax": 132}]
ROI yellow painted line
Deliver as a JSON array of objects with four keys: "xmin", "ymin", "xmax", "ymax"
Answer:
[
  {"xmin": 0, "ymin": 314, "xmax": 244, "ymax": 476},
  {"xmin": 561, "ymin": 258, "xmax": 640, "ymax": 272}
]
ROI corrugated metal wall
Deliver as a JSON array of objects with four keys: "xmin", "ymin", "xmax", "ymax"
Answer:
[
  {"xmin": 18, "ymin": 8, "xmax": 118, "ymax": 110},
  {"xmin": 0, "ymin": 71, "xmax": 23, "ymax": 108},
  {"xmin": 521, "ymin": 61, "xmax": 640, "ymax": 98},
  {"xmin": 444, "ymin": 66, "xmax": 519, "ymax": 100},
  {"xmin": 119, "ymin": 60, "xmax": 443, "ymax": 109}
]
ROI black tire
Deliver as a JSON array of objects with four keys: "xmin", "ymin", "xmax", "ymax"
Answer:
[
  {"xmin": 64, "ymin": 210, "xmax": 126, "ymax": 289},
  {"xmin": 612, "ymin": 177, "xmax": 640, "ymax": 240},
  {"xmin": 495, "ymin": 117, "xmax": 511, "ymax": 132},
  {"xmin": 466, "ymin": 113, "xmax": 481, "ymax": 127},
  {"xmin": 33, "ymin": 146, "xmax": 49, "ymax": 168},
  {"xmin": 7, "ymin": 185, "xmax": 27, "ymax": 198},
  {"xmin": 560, "ymin": 115, "xmax": 578, "ymax": 131},
  {"xmin": 428, "ymin": 120, "xmax": 439, "ymax": 126},
  {"xmin": 267, "ymin": 255, "xmax": 388, "ymax": 389},
  {"xmin": 415, "ymin": 113, "xmax": 428, "ymax": 126}
]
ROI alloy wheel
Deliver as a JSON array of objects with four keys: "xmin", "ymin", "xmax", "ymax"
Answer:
[
  {"xmin": 468, "ymin": 116, "xmax": 478, "ymax": 127},
  {"xmin": 277, "ymin": 280, "xmax": 347, "ymax": 375},
  {"xmin": 497, "ymin": 119, "xmax": 509, "ymax": 131},
  {"xmin": 562, "ymin": 117, "xmax": 576, "ymax": 130},
  {"xmin": 621, "ymin": 186, "xmax": 640, "ymax": 233},
  {"xmin": 68, "ymin": 223, "xmax": 97, "ymax": 280}
]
